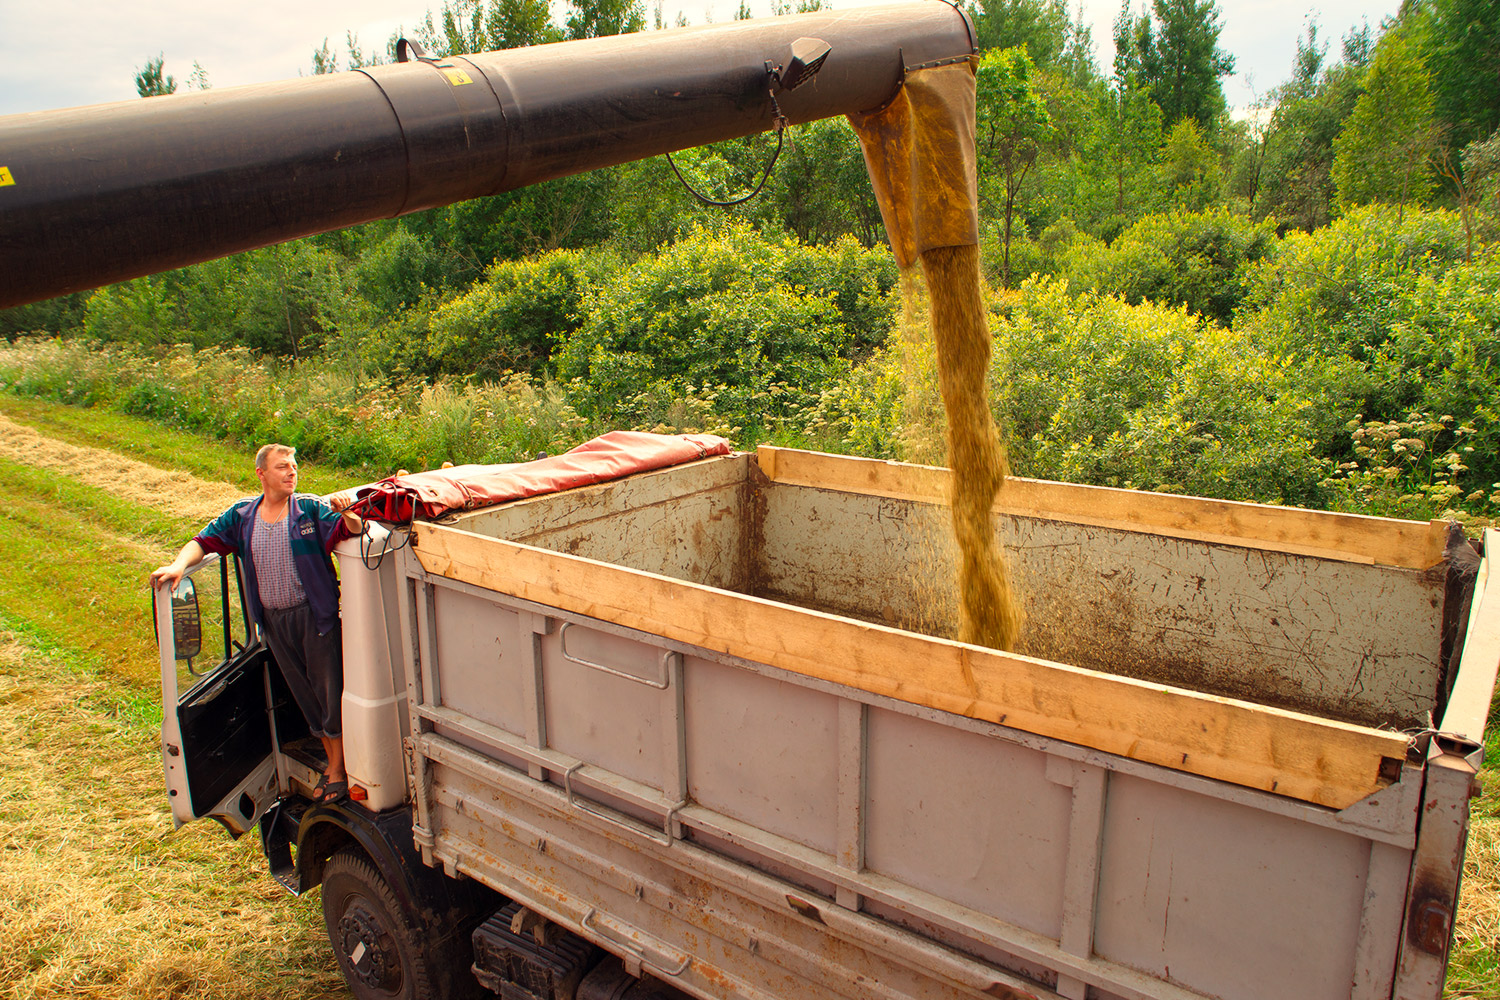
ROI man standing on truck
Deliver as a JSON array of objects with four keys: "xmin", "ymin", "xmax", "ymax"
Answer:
[{"xmin": 151, "ymin": 444, "xmax": 363, "ymax": 802}]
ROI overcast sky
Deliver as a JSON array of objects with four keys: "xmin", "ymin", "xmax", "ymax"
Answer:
[{"xmin": 0, "ymin": 0, "xmax": 1396, "ymax": 118}]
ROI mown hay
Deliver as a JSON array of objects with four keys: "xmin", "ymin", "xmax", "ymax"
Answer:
[
  {"xmin": 0, "ymin": 632, "xmax": 344, "ymax": 1000},
  {"xmin": 0, "ymin": 414, "xmax": 246, "ymax": 526}
]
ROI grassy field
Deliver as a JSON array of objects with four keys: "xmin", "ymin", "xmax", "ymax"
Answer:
[
  {"xmin": 0, "ymin": 396, "xmax": 1494, "ymax": 999},
  {"xmin": 0, "ymin": 400, "xmax": 354, "ymax": 1000}
]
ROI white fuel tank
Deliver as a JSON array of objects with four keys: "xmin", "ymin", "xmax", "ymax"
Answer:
[{"xmin": 334, "ymin": 524, "xmax": 408, "ymax": 811}]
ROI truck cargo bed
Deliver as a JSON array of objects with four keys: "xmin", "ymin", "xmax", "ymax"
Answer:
[{"xmin": 393, "ymin": 446, "xmax": 1498, "ymax": 1000}]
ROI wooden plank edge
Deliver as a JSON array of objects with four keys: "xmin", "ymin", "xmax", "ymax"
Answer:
[
  {"xmin": 413, "ymin": 521, "xmax": 1409, "ymax": 811},
  {"xmin": 1439, "ymin": 527, "xmax": 1500, "ymax": 743},
  {"xmin": 755, "ymin": 445, "xmax": 1447, "ymax": 572}
]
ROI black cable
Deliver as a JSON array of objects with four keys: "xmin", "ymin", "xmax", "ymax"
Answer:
[
  {"xmin": 666, "ymin": 90, "xmax": 788, "ymax": 208},
  {"xmin": 359, "ymin": 517, "xmax": 414, "ymax": 571}
]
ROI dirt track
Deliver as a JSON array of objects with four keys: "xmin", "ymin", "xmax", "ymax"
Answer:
[{"xmin": 0, "ymin": 413, "xmax": 246, "ymax": 525}]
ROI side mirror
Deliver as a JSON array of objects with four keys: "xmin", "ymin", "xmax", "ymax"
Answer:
[{"xmin": 171, "ymin": 577, "xmax": 203, "ymax": 668}]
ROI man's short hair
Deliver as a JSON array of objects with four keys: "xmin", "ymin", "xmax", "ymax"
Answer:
[{"xmin": 255, "ymin": 443, "xmax": 297, "ymax": 470}]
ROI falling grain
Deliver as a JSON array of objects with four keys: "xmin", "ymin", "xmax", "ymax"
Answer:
[{"xmin": 918, "ymin": 244, "xmax": 1021, "ymax": 650}]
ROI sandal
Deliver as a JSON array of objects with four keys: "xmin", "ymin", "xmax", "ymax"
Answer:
[
  {"xmin": 310, "ymin": 773, "xmax": 330, "ymax": 801},
  {"xmin": 319, "ymin": 780, "xmax": 349, "ymax": 804}
]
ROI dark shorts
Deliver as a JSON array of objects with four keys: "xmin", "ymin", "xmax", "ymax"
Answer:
[{"xmin": 262, "ymin": 602, "xmax": 343, "ymax": 739}]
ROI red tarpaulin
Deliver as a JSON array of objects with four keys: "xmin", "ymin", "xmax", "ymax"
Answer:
[{"xmin": 342, "ymin": 430, "xmax": 733, "ymax": 523}]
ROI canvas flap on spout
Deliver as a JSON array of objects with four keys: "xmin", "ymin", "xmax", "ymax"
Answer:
[{"xmin": 848, "ymin": 58, "xmax": 980, "ymax": 269}]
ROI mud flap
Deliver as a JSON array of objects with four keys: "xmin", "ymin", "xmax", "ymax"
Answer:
[{"xmin": 259, "ymin": 798, "xmax": 302, "ymax": 894}]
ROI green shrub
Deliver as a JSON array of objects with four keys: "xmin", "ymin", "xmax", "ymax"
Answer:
[
  {"xmin": 1241, "ymin": 205, "xmax": 1468, "ymax": 355},
  {"xmin": 350, "ymin": 225, "xmax": 449, "ymax": 313},
  {"xmin": 980, "ymin": 219, "xmax": 1047, "ymax": 285},
  {"xmin": 1060, "ymin": 207, "xmax": 1280, "ymax": 325},
  {"xmin": 991, "ymin": 277, "xmax": 1328, "ymax": 504},
  {"xmin": 427, "ymin": 248, "xmax": 615, "ymax": 380},
  {"xmin": 556, "ymin": 221, "xmax": 897, "ymax": 435},
  {"xmin": 1240, "ymin": 206, "xmax": 1498, "ymax": 500}
]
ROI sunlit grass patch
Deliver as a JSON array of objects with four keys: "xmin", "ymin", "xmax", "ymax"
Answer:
[
  {"xmin": 0, "ymin": 456, "xmax": 183, "ymax": 685},
  {"xmin": 1451, "ymin": 819, "xmax": 1500, "ymax": 998},
  {"xmin": 0, "ymin": 629, "xmax": 343, "ymax": 1000}
]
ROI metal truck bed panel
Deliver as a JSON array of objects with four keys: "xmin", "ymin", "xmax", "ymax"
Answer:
[
  {"xmin": 398, "ymin": 573, "xmax": 1427, "ymax": 1000},
  {"xmin": 453, "ymin": 450, "xmax": 1447, "ymax": 731},
  {"xmin": 423, "ymin": 466, "xmax": 1419, "ymax": 810},
  {"xmin": 756, "ymin": 481, "xmax": 1443, "ymax": 729},
  {"xmin": 452, "ymin": 452, "xmax": 752, "ymax": 592},
  {"xmin": 388, "ymin": 447, "xmax": 1498, "ymax": 1000}
]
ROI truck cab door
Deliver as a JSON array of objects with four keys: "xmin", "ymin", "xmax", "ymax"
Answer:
[{"xmin": 154, "ymin": 555, "xmax": 278, "ymax": 836}]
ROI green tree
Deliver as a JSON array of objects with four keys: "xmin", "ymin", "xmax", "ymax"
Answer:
[
  {"xmin": 1158, "ymin": 118, "xmax": 1220, "ymax": 209},
  {"xmin": 976, "ymin": 48, "xmax": 1056, "ymax": 287},
  {"xmin": 134, "ymin": 54, "xmax": 176, "ymax": 97},
  {"xmin": 749, "ymin": 118, "xmax": 885, "ymax": 247},
  {"xmin": 969, "ymin": 0, "xmax": 1070, "ymax": 65},
  {"xmin": 1123, "ymin": 0, "xmax": 1235, "ymax": 130},
  {"xmin": 1437, "ymin": 128, "xmax": 1500, "ymax": 258},
  {"xmin": 1332, "ymin": 28, "xmax": 1438, "ymax": 215},
  {"xmin": 1254, "ymin": 22, "xmax": 1370, "ymax": 229},
  {"xmin": 564, "ymin": 0, "xmax": 646, "ymax": 40},
  {"xmin": 1424, "ymin": 0, "xmax": 1500, "ymax": 152},
  {"xmin": 770, "ymin": 0, "xmax": 825, "ymax": 14},
  {"xmin": 0, "ymin": 294, "xmax": 87, "ymax": 339},
  {"xmin": 1082, "ymin": 3, "xmax": 1164, "ymax": 222},
  {"xmin": 83, "ymin": 277, "xmax": 180, "ymax": 345},
  {"xmin": 310, "ymin": 39, "xmax": 339, "ymax": 74},
  {"xmin": 429, "ymin": 0, "xmax": 562, "ymax": 53}
]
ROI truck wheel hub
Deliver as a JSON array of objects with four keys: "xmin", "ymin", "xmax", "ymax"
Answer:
[{"xmin": 338, "ymin": 904, "xmax": 398, "ymax": 990}]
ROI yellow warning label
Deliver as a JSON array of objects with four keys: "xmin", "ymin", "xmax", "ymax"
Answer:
[
  {"xmin": 441, "ymin": 67, "xmax": 473, "ymax": 86},
  {"xmin": 0, "ymin": 166, "xmax": 14, "ymax": 187}
]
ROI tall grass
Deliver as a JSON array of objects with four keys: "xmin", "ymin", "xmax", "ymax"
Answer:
[{"xmin": 0, "ymin": 338, "xmax": 866, "ymax": 477}]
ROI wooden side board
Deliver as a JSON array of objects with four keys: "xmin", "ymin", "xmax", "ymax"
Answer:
[
  {"xmin": 757, "ymin": 446, "xmax": 1449, "ymax": 571},
  {"xmin": 414, "ymin": 521, "xmax": 1412, "ymax": 810},
  {"xmin": 1440, "ymin": 528, "xmax": 1500, "ymax": 743}
]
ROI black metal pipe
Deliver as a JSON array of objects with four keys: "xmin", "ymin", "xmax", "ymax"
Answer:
[{"xmin": 0, "ymin": 3, "xmax": 974, "ymax": 310}]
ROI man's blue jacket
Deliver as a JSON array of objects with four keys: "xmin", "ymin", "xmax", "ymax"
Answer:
[{"xmin": 195, "ymin": 494, "xmax": 351, "ymax": 635}]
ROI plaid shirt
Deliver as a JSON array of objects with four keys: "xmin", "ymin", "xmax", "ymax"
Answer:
[{"xmin": 251, "ymin": 510, "xmax": 307, "ymax": 609}]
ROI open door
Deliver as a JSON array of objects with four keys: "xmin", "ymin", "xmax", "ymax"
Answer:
[{"xmin": 154, "ymin": 554, "xmax": 279, "ymax": 836}]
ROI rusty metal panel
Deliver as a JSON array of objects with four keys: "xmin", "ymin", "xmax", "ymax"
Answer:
[
  {"xmin": 457, "ymin": 454, "xmax": 750, "ymax": 591},
  {"xmin": 685, "ymin": 656, "xmax": 841, "ymax": 854},
  {"xmin": 864, "ymin": 708, "xmax": 1073, "ymax": 939},
  {"xmin": 758, "ymin": 487, "xmax": 956, "ymax": 633},
  {"xmin": 1011, "ymin": 521, "xmax": 1442, "ymax": 730},
  {"xmin": 1392, "ymin": 748, "xmax": 1477, "ymax": 999},
  {"xmin": 758, "ymin": 483, "xmax": 1444, "ymax": 729},
  {"xmin": 1351, "ymin": 840, "xmax": 1411, "ymax": 999},
  {"xmin": 1092, "ymin": 773, "xmax": 1374, "ymax": 1000}
]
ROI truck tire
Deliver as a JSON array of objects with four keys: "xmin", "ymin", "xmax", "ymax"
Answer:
[{"xmin": 321, "ymin": 847, "xmax": 456, "ymax": 1000}]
